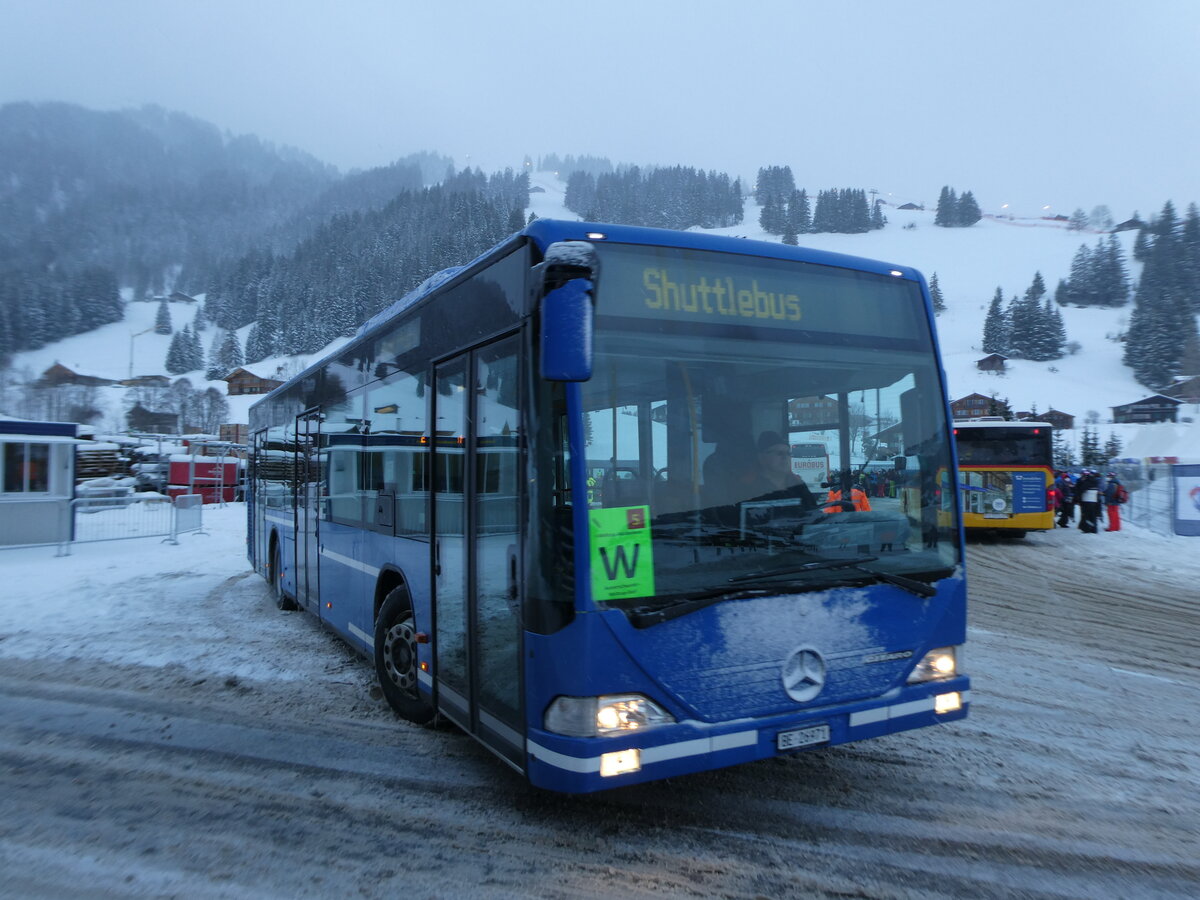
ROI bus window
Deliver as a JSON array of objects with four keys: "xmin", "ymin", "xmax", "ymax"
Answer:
[{"xmin": 365, "ymin": 372, "xmax": 428, "ymax": 534}]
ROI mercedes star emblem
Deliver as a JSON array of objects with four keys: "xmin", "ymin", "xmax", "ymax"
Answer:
[{"xmin": 782, "ymin": 647, "xmax": 827, "ymax": 702}]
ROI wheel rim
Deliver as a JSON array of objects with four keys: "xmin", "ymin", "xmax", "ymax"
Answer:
[{"xmin": 382, "ymin": 615, "xmax": 418, "ymax": 694}]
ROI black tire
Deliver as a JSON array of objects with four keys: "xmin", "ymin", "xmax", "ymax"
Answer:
[
  {"xmin": 270, "ymin": 541, "xmax": 297, "ymax": 611},
  {"xmin": 374, "ymin": 586, "xmax": 435, "ymax": 724}
]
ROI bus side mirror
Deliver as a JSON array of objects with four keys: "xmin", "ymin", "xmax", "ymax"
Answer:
[
  {"xmin": 539, "ymin": 240, "xmax": 599, "ymax": 382},
  {"xmin": 540, "ymin": 278, "xmax": 594, "ymax": 381}
]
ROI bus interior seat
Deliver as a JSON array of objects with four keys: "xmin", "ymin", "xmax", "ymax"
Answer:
[
  {"xmin": 652, "ymin": 471, "xmax": 697, "ymax": 515},
  {"xmin": 701, "ymin": 442, "xmax": 756, "ymax": 509},
  {"xmin": 600, "ymin": 470, "xmax": 652, "ymax": 509}
]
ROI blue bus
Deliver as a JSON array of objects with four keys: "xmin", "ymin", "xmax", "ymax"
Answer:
[{"xmin": 248, "ymin": 219, "xmax": 969, "ymax": 793}]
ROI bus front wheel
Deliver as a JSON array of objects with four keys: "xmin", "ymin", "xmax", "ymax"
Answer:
[{"xmin": 375, "ymin": 587, "xmax": 435, "ymax": 724}]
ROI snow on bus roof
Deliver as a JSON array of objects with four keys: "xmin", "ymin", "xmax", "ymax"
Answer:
[{"xmin": 355, "ymin": 266, "xmax": 464, "ymax": 337}]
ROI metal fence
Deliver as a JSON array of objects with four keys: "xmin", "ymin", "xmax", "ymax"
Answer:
[
  {"xmin": 54, "ymin": 493, "xmax": 206, "ymax": 556},
  {"xmin": 1111, "ymin": 461, "xmax": 1199, "ymax": 537}
]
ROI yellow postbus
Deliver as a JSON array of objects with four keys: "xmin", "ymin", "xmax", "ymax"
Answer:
[{"xmin": 953, "ymin": 420, "xmax": 1054, "ymax": 536}]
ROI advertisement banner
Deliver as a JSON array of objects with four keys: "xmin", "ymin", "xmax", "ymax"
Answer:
[{"xmin": 1174, "ymin": 465, "xmax": 1200, "ymax": 536}]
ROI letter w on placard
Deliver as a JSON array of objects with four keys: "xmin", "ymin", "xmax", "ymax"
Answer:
[{"xmin": 599, "ymin": 544, "xmax": 640, "ymax": 580}]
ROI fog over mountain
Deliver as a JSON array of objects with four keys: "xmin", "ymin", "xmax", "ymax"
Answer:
[
  {"xmin": 2, "ymin": 1, "xmax": 1198, "ymax": 219},
  {"xmin": 2, "ymin": 108, "xmax": 1197, "ymax": 467}
]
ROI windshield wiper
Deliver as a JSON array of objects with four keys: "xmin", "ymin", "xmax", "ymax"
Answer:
[
  {"xmin": 728, "ymin": 556, "xmax": 882, "ymax": 583},
  {"xmin": 839, "ymin": 568, "xmax": 937, "ymax": 599},
  {"xmin": 628, "ymin": 587, "xmax": 780, "ymax": 628},
  {"xmin": 730, "ymin": 556, "xmax": 938, "ymax": 599}
]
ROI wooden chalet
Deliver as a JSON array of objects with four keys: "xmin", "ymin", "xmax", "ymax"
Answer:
[
  {"xmin": 869, "ymin": 421, "xmax": 904, "ymax": 458},
  {"xmin": 223, "ymin": 367, "xmax": 284, "ymax": 397},
  {"xmin": 1038, "ymin": 409, "xmax": 1075, "ymax": 430},
  {"xmin": 126, "ymin": 403, "xmax": 179, "ymax": 434},
  {"xmin": 788, "ymin": 395, "xmax": 840, "ymax": 429},
  {"xmin": 37, "ymin": 363, "xmax": 117, "ymax": 388},
  {"xmin": 1014, "ymin": 409, "xmax": 1073, "ymax": 430},
  {"xmin": 975, "ymin": 353, "xmax": 1008, "ymax": 373},
  {"xmin": 950, "ymin": 393, "xmax": 1011, "ymax": 420},
  {"xmin": 120, "ymin": 374, "xmax": 172, "ymax": 388},
  {"xmin": 1162, "ymin": 375, "xmax": 1200, "ymax": 404},
  {"xmin": 1111, "ymin": 395, "xmax": 1183, "ymax": 424}
]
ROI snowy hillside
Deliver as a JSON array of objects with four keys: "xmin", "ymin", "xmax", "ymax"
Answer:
[{"xmin": 8, "ymin": 171, "xmax": 1199, "ymax": 457}]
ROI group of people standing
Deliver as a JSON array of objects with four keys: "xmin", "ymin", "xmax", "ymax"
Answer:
[{"xmin": 1051, "ymin": 469, "xmax": 1127, "ymax": 533}]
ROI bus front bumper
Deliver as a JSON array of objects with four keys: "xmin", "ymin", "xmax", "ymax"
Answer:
[{"xmin": 525, "ymin": 677, "xmax": 970, "ymax": 793}]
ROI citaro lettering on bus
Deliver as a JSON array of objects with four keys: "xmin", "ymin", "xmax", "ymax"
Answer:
[
  {"xmin": 642, "ymin": 268, "xmax": 802, "ymax": 322},
  {"xmin": 589, "ymin": 505, "xmax": 655, "ymax": 602}
]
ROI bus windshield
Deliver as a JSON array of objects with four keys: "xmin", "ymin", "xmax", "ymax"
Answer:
[
  {"xmin": 954, "ymin": 427, "xmax": 1052, "ymax": 467},
  {"xmin": 566, "ymin": 243, "xmax": 960, "ymax": 611}
]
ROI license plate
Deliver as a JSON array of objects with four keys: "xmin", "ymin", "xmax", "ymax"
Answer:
[{"xmin": 777, "ymin": 724, "xmax": 830, "ymax": 751}]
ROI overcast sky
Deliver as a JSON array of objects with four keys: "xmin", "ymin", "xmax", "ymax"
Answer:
[{"xmin": 3, "ymin": 0, "xmax": 1198, "ymax": 218}]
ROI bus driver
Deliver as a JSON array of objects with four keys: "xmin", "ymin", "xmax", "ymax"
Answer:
[{"xmin": 751, "ymin": 431, "xmax": 818, "ymax": 509}]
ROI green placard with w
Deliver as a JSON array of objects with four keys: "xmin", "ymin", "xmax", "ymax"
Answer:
[{"xmin": 589, "ymin": 506, "xmax": 655, "ymax": 602}]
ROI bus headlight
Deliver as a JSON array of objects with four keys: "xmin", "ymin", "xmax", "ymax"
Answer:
[
  {"xmin": 544, "ymin": 694, "xmax": 675, "ymax": 737},
  {"xmin": 907, "ymin": 646, "xmax": 959, "ymax": 683}
]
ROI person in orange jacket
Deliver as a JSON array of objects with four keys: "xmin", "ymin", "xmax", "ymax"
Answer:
[{"xmin": 823, "ymin": 473, "xmax": 873, "ymax": 513}]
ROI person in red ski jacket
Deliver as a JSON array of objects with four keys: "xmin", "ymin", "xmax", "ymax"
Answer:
[{"xmin": 1103, "ymin": 473, "xmax": 1127, "ymax": 532}]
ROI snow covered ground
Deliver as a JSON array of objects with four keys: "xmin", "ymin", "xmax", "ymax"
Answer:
[{"xmin": 0, "ymin": 505, "xmax": 1197, "ymax": 897}]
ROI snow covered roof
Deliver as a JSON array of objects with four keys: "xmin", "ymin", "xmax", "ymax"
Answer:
[
  {"xmin": 1112, "ymin": 394, "xmax": 1184, "ymax": 408},
  {"xmin": 355, "ymin": 266, "xmax": 464, "ymax": 337}
]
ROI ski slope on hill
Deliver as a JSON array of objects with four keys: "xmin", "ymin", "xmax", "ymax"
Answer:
[{"xmin": 8, "ymin": 171, "xmax": 1199, "ymax": 457}]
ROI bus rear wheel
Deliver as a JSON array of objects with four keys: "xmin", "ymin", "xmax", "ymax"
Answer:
[
  {"xmin": 270, "ymin": 541, "xmax": 296, "ymax": 611},
  {"xmin": 375, "ymin": 587, "xmax": 435, "ymax": 724}
]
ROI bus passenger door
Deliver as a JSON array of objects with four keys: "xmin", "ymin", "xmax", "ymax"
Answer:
[
  {"xmin": 432, "ymin": 334, "xmax": 524, "ymax": 770},
  {"xmin": 294, "ymin": 410, "xmax": 322, "ymax": 613}
]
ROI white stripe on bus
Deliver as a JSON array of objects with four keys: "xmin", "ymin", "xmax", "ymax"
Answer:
[
  {"xmin": 439, "ymin": 682, "xmax": 468, "ymax": 714},
  {"xmin": 849, "ymin": 690, "xmax": 971, "ymax": 727},
  {"xmin": 480, "ymin": 710, "xmax": 523, "ymax": 750},
  {"xmin": 319, "ymin": 547, "xmax": 381, "ymax": 578},
  {"xmin": 347, "ymin": 621, "xmax": 371, "ymax": 646},
  {"xmin": 527, "ymin": 729, "xmax": 758, "ymax": 773}
]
